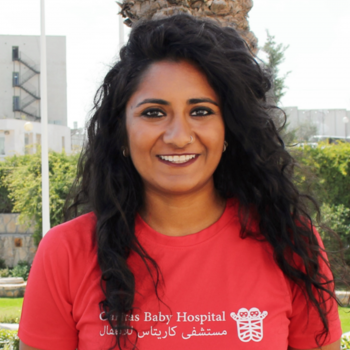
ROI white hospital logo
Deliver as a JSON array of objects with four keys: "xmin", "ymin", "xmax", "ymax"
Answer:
[{"xmin": 230, "ymin": 307, "xmax": 268, "ymax": 342}]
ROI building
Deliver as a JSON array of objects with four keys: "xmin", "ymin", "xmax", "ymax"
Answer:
[
  {"xmin": 0, "ymin": 35, "xmax": 71, "ymax": 159},
  {"xmin": 71, "ymin": 121, "xmax": 85, "ymax": 153},
  {"xmin": 284, "ymin": 107, "xmax": 350, "ymax": 141}
]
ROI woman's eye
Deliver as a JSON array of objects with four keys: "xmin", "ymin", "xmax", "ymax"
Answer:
[
  {"xmin": 142, "ymin": 109, "xmax": 165, "ymax": 118},
  {"xmin": 191, "ymin": 108, "xmax": 213, "ymax": 117}
]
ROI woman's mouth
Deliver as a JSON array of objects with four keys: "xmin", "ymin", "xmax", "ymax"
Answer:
[{"xmin": 157, "ymin": 154, "xmax": 198, "ymax": 165}]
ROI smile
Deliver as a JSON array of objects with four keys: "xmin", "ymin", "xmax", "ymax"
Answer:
[{"xmin": 158, "ymin": 154, "xmax": 197, "ymax": 164}]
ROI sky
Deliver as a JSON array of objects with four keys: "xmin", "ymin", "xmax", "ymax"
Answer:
[{"xmin": 0, "ymin": 0, "xmax": 350, "ymax": 129}]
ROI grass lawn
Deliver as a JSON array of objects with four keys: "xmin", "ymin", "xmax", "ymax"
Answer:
[
  {"xmin": 0, "ymin": 297, "xmax": 23, "ymax": 323},
  {"xmin": 340, "ymin": 306, "xmax": 350, "ymax": 334}
]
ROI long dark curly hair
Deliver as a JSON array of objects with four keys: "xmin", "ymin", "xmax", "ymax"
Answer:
[{"xmin": 65, "ymin": 14, "xmax": 337, "ymax": 349}]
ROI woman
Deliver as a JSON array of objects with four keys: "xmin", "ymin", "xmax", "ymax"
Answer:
[{"xmin": 19, "ymin": 14, "xmax": 341, "ymax": 350}]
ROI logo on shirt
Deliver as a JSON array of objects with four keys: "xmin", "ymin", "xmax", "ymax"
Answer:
[{"xmin": 230, "ymin": 307, "xmax": 268, "ymax": 342}]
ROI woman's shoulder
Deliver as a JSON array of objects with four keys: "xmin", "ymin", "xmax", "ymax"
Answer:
[
  {"xmin": 38, "ymin": 212, "xmax": 97, "ymax": 256},
  {"xmin": 49, "ymin": 211, "xmax": 97, "ymax": 234}
]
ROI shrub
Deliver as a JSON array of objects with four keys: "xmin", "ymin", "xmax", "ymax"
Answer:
[
  {"xmin": 16, "ymin": 260, "xmax": 30, "ymax": 268},
  {"xmin": 10, "ymin": 261, "xmax": 30, "ymax": 281},
  {"xmin": 0, "ymin": 268, "xmax": 10, "ymax": 278},
  {"xmin": 0, "ymin": 259, "xmax": 6, "ymax": 269},
  {"xmin": 0, "ymin": 329, "xmax": 19, "ymax": 350},
  {"xmin": 342, "ymin": 335, "xmax": 350, "ymax": 350},
  {"xmin": 0, "ymin": 261, "xmax": 31, "ymax": 281}
]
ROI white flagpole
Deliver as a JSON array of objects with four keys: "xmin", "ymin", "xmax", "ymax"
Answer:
[{"xmin": 40, "ymin": 0, "xmax": 50, "ymax": 236}]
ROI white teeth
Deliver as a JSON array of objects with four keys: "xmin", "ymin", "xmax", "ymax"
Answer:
[{"xmin": 159, "ymin": 155, "xmax": 196, "ymax": 163}]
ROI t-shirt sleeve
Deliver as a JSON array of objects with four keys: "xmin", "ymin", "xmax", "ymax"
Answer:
[
  {"xmin": 18, "ymin": 226, "xmax": 78, "ymax": 350},
  {"xmin": 287, "ymin": 228, "xmax": 342, "ymax": 349}
]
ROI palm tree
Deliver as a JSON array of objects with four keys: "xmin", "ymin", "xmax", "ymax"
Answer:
[{"xmin": 118, "ymin": 0, "xmax": 257, "ymax": 53}]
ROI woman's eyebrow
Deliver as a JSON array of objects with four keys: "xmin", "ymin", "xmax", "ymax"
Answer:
[
  {"xmin": 188, "ymin": 98, "xmax": 218, "ymax": 106},
  {"xmin": 136, "ymin": 98, "xmax": 170, "ymax": 107},
  {"xmin": 135, "ymin": 98, "xmax": 218, "ymax": 107}
]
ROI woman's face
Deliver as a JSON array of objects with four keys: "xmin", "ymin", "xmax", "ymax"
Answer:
[{"xmin": 125, "ymin": 60, "xmax": 225, "ymax": 195}]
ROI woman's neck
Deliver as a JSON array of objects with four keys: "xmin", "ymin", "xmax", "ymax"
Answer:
[{"xmin": 139, "ymin": 184, "xmax": 226, "ymax": 237}]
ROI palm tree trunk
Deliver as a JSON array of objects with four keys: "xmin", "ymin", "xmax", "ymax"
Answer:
[{"xmin": 118, "ymin": 0, "xmax": 257, "ymax": 53}]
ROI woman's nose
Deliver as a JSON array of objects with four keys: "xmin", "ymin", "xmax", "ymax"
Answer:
[{"xmin": 162, "ymin": 115, "xmax": 193, "ymax": 148}]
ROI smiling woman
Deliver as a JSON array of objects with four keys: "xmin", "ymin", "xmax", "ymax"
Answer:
[
  {"xmin": 125, "ymin": 60, "xmax": 226, "ymax": 236},
  {"xmin": 18, "ymin": 14, "xmax": 341, "ymax": 350},
  {"xmin": 126, "ymin": 60, "xmax": 225, "ymax": 211}
]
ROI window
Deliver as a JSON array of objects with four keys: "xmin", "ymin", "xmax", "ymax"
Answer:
[
  {"xmin": 12, "ymin": 46, "xmax": 19, "ymax": 60},
  {"xmin": 0, "ymin": 137, "xmax": 5, "ymax": 155},
  {"xmin": 62, "ymin": 136, "xmax": 65, "ymax": 150},
  {"xmin": 13, "ymin": 72, "xmax": 19, "ymax": 86},
  {"xmin": 13, "ymin": 96, "xmax": 20, "ymax": 111}
]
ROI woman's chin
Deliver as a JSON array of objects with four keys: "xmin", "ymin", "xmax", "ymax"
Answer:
[{"xmin": 146, "ymin": 178, "xmax": 213, "ymax": 196}]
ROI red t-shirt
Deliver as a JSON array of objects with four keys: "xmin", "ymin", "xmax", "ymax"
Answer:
[{"xmin": 19, "ymin": 200, "xmax": 342, "ymax": 349}]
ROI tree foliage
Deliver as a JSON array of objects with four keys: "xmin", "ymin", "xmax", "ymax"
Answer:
[
  {"xmin": 317, "ymin": 203, "xmax": 350, "ymax": 265},
  {"xmin": 0, "ymin": 151, "xmax": 79, "ymax": 245},
  {"xmin": 261, "ymin": 30, "xmax": 290, "ymax": 105},
  {"xmin": 0, "ymin": 167, "xmax": 13, "ymax": 213},
  {"xmin": 293, "ymin": 142, "xmax": 350, "ymax": 208},
  {"xmin": 292, "ymin": 143, "xmax": 350, "ymax": 282}
]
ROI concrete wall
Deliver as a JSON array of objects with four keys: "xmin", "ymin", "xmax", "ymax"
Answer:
[
  {"xmin": 284, "ymin": 107, "xmax": 350, "ymax": 139},
  {"xmin": 0, "ymin": 119, "xmax": 71, "ymax": 160},
  {"xmin": 0, "ymin": 213, "xmax": 36, "ymax": 267},
  {"xmin": 0, "ymin": 35, "xmax": 67, "ymax": 126}
]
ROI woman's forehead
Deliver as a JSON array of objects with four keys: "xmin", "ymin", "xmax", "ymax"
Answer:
[{"xmin": 127, "ymin": 60, "xmax": 219, "ymax": 110}]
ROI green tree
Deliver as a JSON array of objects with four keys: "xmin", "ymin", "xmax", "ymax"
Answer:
[
  {"xmin": 293, "ymin": 142, "xmax": 350, "ymax": 208},
  {"xmin": 261, "ymin": 30, "xmax": 290, "ymax": 105},
  {"xmin": 292, "ymin": 143, "xmax": 350, "ymax": 283},
  {"xmin": 317, "ymin": 203, "xmax": 350, "ymax": 266},
  {"xmin": 0, "ymin": 167, "xmax": 13, "ymax": 213},
  {"xmin": 1, "ymin": 151, "xmax": 79, "ymax": 245}
]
